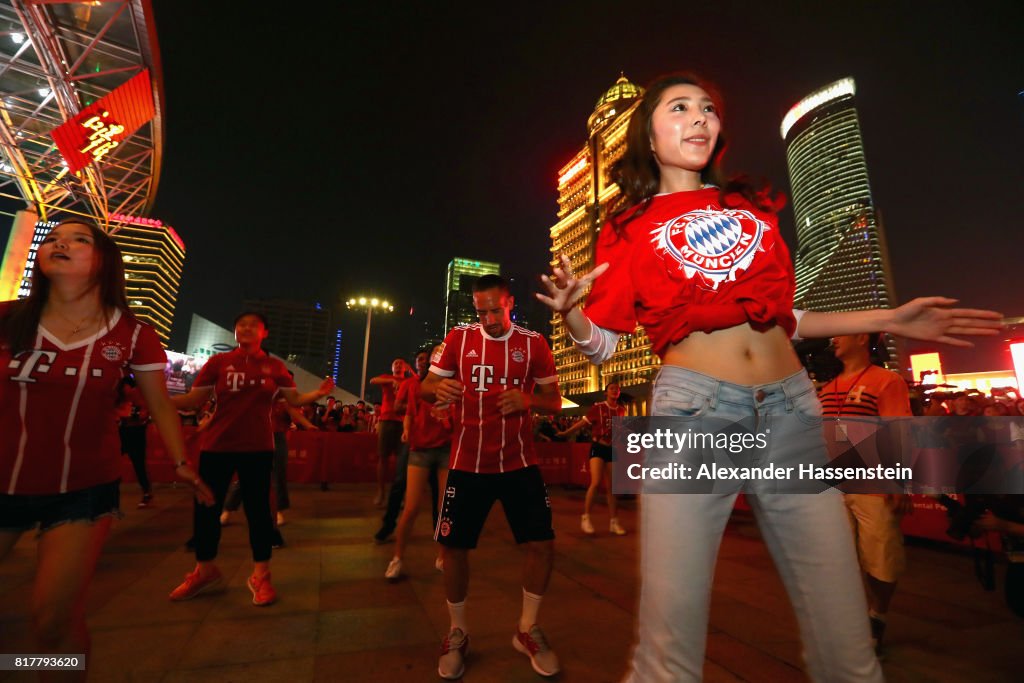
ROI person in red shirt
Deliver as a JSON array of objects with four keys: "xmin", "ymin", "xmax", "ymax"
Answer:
[
  {"xmin": 370, "ymin": 358, "xmax": 413, "ymax": 508},
  {"xmin": 818, "ymin": 333, "xmax": 913, "ymax": 652},
  {"xmin": 537, "ymin": 73, "xmax": 1002, "ymax": 683},
  {"xmin": 384, "ymin": 345, "xmax": 452, "ymax": 580},
  {"xmin": 557, "ymin": 382, "xmax": 628, "ymax": 535},
  {"xmin": 422, "ymin": 274, "xmax": 563, "ymax": 679},
  {"xmin": 167, "ymin": 312, "xmax": 333, "ymax": 606},
  {"xmin": 0, "ymin": 218, "xmax": 211, "ymax": 672}
]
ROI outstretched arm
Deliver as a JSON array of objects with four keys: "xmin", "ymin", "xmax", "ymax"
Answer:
[
  {"xmin": 280, "ymin": 377, "xmax": 335, "ymax": 407},
  {"xmin": 797, "ymin": 297, "xmax": 1002, "ymax": 347},
  {"xmin": 556, "ymin": 417, "xmax": 590, "ymax": 439}
]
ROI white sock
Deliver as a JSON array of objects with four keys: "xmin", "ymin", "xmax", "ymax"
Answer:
[
  {"xmin": 447, "ymin": 600, "xmax": 467, "ymax": 633},
  {"xmin": 519, "ymin": 589, "xmax": 543, "ymax": 633}
]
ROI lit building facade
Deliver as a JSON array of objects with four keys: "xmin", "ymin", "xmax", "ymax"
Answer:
[
  {"xmin": 781, "ymin": 77, "xmax": 900, "ymax": 368},
  {"xmin": 109, "ymin": 213, "xmax": 185, "ymax": 344},
  {"xmin": 444, "ymin": 257, "xmax": 500, "ymax": 332},
  {"xmin": 241, "ymin": 297, "xmax": 339, "ymax": 382},
  {"xmin": 549, "ymin": 75, "xmax": 660, "ymax": 400}
]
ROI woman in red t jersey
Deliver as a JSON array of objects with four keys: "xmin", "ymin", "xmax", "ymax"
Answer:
[
  {"xmin": 538, "ymin": 73, "xmax": 1002, "ymax": 682},
  {"xmin": 385, "ymin": 346, "xmax": 452, "ymax": 580},
  {"xmin": 168, "ymin": 312, "xmax": 332, "ymax": 606},
  {"xmin": 0, "ymin": 218, "xmax": 212, "ymax": 675}
]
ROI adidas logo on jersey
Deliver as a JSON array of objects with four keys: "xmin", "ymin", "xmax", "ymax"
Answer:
[{"xmin": 465, "ymin": 349, "xmax": 479, "ymax": 358}]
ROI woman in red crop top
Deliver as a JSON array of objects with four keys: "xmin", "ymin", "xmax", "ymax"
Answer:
[
  {"xmin": 538, "ymin": 73, "xmax": 1002, "ymax": 683},
  {"xmin": 0, "ymin": 218, "xmax": 213, "ymax": 675}
]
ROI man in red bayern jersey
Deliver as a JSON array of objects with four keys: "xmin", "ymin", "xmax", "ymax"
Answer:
[{"xmin": 421, "ymin": 274, "xmax": 563, "ymax": 679}]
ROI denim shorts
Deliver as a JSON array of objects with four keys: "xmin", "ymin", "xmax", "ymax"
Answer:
[
  {"xmin": 0, "ymin": 479, "xmax": 122, "ymax": 536},
  {"xmin": 408, "ymin": 446, "xmax": 449, "ymax": 470},
  {"xmin": 647, "ymin": 366, "xmax": 826, "ymax": 494}
]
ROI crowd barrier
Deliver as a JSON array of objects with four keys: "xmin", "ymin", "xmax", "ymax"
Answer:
[{"xmin": 126, "ymin": 427, "xmax": 987, "ymax": 546}]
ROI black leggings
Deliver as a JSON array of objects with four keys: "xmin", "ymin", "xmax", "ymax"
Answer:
[
  {"xmin": 195, "ymin": 451, "xmax": 273, "ymax": 562},
  {"xmin": 119, "ymin": 424, "xmax": 150, "ymax": 494}
]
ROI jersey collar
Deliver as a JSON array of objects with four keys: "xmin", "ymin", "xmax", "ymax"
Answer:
[{"xmin": 479, "ymin": 324, "xmax": 514, "ymax": 342}]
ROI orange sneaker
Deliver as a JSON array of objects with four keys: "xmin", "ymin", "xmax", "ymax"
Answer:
[
  {"xmin": 247, "ymin": 572, "xmax": 277, "ymax": 606},
  {"xmin": 169, "ymin": 566, "xmax": 223, "ymax": 601}
]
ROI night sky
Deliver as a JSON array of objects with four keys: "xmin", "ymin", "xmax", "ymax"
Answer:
[{"xmin": 143, "ymin": 1, "xmax": 1024, "ymax": 392}]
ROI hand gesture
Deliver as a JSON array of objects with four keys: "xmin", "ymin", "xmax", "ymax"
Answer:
[
  {"xmin": 175, "ymin": 463, "xmax": 215, "ymax": 506},
  {"xmin": 401, "ymin": 428, "xmax": 409, "ymax": 443},
  {"xmin": 435, "ymin": 378, "xmax": 465, "ymax": 404},
  {"xmin": 536, "ymin": 253, "xmax": 610, "ymax": 316},
  {"xmin": 888, "ymin": 297, "xmax": 1002, "ymax": 347},
  {"xmin": 318, "ymin": 376, "xmax": 336, "ymax": 396},
  {"xmin": 497, "ymin": 388, "xmax": 530, "ymax": 416}
]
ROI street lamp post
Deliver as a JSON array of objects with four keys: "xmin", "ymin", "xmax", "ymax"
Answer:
[{"xmin": 346, "ymin": 296, "xmax": 394, "ymax": 400}]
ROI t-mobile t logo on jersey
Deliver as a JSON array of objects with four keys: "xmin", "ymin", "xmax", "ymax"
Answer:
[
  {"xmin": 8, "ymin": 350, "xmax": 58, "ymax": 383},
  {"xmin": 226, "ymin": 371, "xmax": 246, "ymax": 392},
  {"xmin": 470, "ymin": 364, "xmax": 494, "ymax": 392}
]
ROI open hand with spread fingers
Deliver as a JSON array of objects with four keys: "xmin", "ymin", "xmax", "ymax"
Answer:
[
  {"xmin": 887, "ymin": 297, "xmax": 1002, "ymax": 347},
  {"xmin": 535, "ymin": 252, "xmax": 610, "ymax": 316}
]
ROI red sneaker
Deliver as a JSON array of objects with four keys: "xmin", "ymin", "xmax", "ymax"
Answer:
[
  {"xmin": 169, "ymin": 566, "xmax": 223, "ymax": 601},
  {"xmin": 247, "ymin": 572, "xmax": 277, "ymax": 606}
]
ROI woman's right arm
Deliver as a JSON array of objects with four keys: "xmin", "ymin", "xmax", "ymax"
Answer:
[{"xmin": 537, "ymin": 253, "xmax": 619, "ymax": 365}]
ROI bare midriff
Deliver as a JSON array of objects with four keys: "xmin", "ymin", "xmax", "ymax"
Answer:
[{"xmin": 661, "ymin": 323, "xmax": 803, "ymax": 386}]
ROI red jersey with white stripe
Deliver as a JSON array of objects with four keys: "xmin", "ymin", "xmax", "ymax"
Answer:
[
  {"xmin": 431, "ymin": 323, "xmax": 557, "ymax": 474},
  {"xmin": 193, "ymin": 348, "xmax": 295, "ymax": 452},
  {"xmin": 0, "ymin": 305, "xmax": 166, "ymax": 495},
  {"xmin": 584, "ymin": 401, "xmax": 626, "ymax": 444},
  {"xmin": 397, "ymin": 375, "xmax": 453, "ymax": 450}
]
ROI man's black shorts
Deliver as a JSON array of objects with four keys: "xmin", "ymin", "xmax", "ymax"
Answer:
[{"xmin": 434, "ymin": 465, "xmax": 554, "ymax": 549}]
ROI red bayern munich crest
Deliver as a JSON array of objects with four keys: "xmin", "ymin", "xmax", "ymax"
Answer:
[{"xmin": 650, "ymin": 207, "xmax": 770, "ymax": 290}]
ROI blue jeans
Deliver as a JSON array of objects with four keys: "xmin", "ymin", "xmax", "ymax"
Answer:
[{"xmin": 624, "ymin": 366, "xmax": 883, "ymax": 683}]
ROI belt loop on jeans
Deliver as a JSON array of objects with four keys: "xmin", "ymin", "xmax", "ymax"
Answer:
[
  {"xmin": 708, "ymin": 378, "xmax": 721, "ymax": 410},
  {"xmin": 781, "ymin": 375, "xmax": 796, "ymax": 412}
]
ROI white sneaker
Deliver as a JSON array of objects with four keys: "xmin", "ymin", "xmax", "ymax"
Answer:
[
  {"xmin": 438, "ymin": 627, "xmax": 469, "ymax": 679},
  {"xmin": 385, "ymin": 557, "xmax": 402, "ymax": 581},
  {"xmin": 435, "ymin": 556, "xmax": 444, "ymax": 573},
  {"xmin": 581, "ymin": 514, "xmax": 595, "ymax": 534},
  {"xmin": 610, "ymin": 518, "xmax": 627, "ymax": 536}
]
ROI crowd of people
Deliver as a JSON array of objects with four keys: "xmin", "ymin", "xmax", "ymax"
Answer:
[{"xmin": 0, "ymin": 69, "xmax": 1017, "ymax": 683}]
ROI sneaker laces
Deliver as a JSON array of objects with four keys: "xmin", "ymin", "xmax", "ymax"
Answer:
[
  {"xmin": 526, "ymin": 626, "xmax": 549, "ymax": 652},
  {"xmin": 442, "ymin": 628, "xmax": 466, "ymax": 652}
]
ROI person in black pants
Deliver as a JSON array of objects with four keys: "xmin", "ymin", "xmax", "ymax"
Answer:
[
  {"xmin": 118, "ymin": 374, "xmax": 153, "ymax": 508},
  {"xmin": 168, "ymin": 312, "xmax": 332, "ymax": 606}
]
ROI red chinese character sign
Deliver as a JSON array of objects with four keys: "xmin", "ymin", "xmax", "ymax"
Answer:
[{"xmin": 49, "ymin": 69, "xmax": 155, "ymax": 173}]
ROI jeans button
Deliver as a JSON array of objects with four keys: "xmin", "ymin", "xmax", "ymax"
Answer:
[{"xmin": 755, "ymin": 390, "xmax": 766, "ymax": 402}]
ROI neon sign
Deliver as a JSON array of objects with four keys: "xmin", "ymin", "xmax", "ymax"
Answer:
[{"xmin": 80, "ymin": 111, "xmax": 125, "ymax": 163}]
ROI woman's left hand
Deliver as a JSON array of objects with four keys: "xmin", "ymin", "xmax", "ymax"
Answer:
[
  {"xmin": 887, "ymin": 297, "xmax": 1002, "ymax": 347},
  {"xmin": 175, "ymin": 464, "xmax": 215, "ymax": 506}
]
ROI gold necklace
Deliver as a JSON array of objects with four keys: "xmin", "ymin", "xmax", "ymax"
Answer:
[{"xmin": 52, "ymin": 309, "xmax": 101, "ymax": 336}]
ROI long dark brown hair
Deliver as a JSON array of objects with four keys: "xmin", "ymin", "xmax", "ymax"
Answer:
[
  {"xmin": 607, "ymin": 72, "xmax": 781, "ymax": 234},
  {"xmin": 0, "ymin": 217, "xmax": 131, "ymax": 353}
]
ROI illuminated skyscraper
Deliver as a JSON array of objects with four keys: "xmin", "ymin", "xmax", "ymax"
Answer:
[
  {"xmin": 110, "ymin": 213, "xmax": 185, "ymax": 344},
  {"xmin": 444, "ymin": 257, "xmax": 500, "ymax": 331},
  {"xmin": 549, "ymin": 75, "xmax": 659, "ymax": 401},
  {"xmin": 781, "ymin": 77, "xmax": 900, "ymax": 368}
]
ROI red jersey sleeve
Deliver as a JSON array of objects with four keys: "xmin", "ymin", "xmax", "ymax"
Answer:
[
  {"xmin": 271, "ymin": 358, "xmax": 296, "ymax": 389},
  {"xmin": 128, "ymin": 321, "xmax": 167, "ymax": 372},
  {"xmin": 584, "ymin": 403, "xmax": 600, "ymax": 425},
  {"xmin": 430, "ymin": 329, "xmax": 461, "ymax": 378},
  {"xmin": 396, "ymin": 377, "xmax": 416, "ymax": 411},
  {"xmin": 583, "ymin": 225, "xmax": 637, "ymax": 334},
  {"xmin": 530, "ymin": 333, "xmax": 558, "ymax": 385},
  {"xmin": 193, "ymin": 355, "xmax": 220, "ymax": 388}
]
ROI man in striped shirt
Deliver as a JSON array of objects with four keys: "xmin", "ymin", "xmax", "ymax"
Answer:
[
  {"xmin": 422, "ymin": 274, "xmax": 562, "ymax": 679},
  {"xmin": 818, "ymin": 333, "xmax": 912, "ymax": 653}
]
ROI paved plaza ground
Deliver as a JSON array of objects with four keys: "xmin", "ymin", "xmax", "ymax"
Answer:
[{"xmin": 2, "ymin": 483, "xmax": 1022, "ymax": 682}]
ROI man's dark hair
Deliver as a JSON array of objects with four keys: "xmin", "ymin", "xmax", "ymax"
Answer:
[
  {"xmin": 233, "ymin": 310, "xmax": 270, "ymax": 329},
  {"xmin": 472, "ymin": 274, "xmax": 509, "ymax": 295}
]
